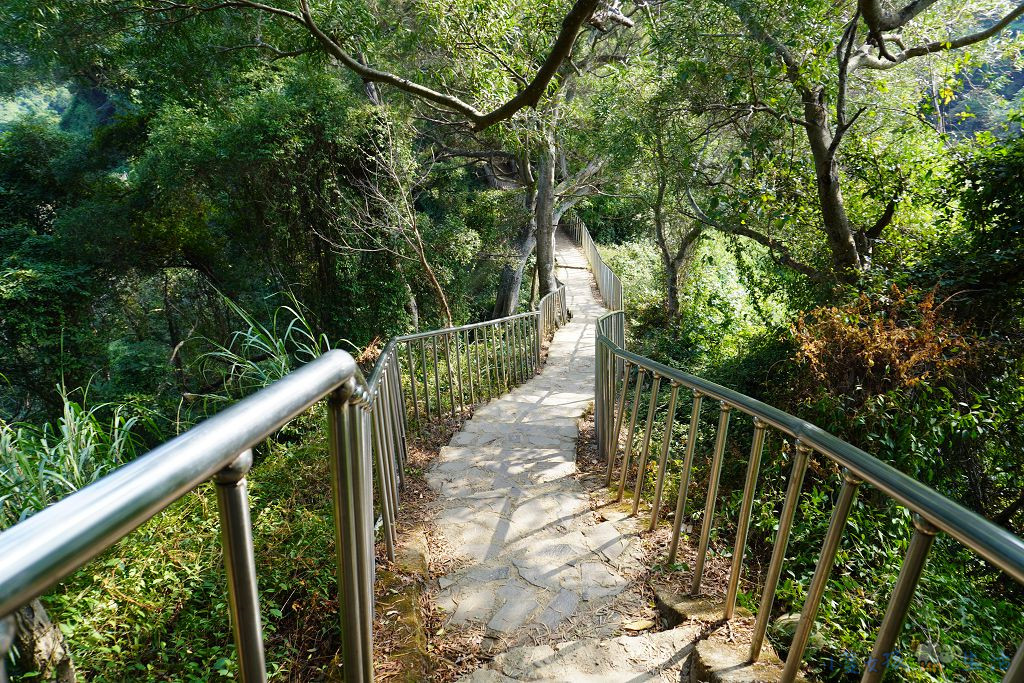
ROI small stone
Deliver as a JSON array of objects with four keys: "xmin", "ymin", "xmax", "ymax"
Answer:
[{"xmin": 536, "ymin": 589, "xmax": 581, "ymax": 630}]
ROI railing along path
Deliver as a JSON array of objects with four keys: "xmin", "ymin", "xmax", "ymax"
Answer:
[
  {"xmin": 2, "ymin": 214, "xmax": 1023, "ymax": 683},
  {"xmin": 0, "ymin": 280, "xmax": 568, "ymax": 682},
  {"xmin": 563, "ymin": 215, "xmax": 1024, "ymax": 683}
]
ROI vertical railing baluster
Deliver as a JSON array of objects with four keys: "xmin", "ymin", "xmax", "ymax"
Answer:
[
  {"xmin": 649, "ymin": 382, "xmax": 680, "ymax": 530},
  {"xmin": 780, "ymin": 469, "xmax": 862, "ymax": 680},
  {"xmin": 0, "ymin": 615, "xmax": 13, "ymax": 683},
  {"xmin": 691, "ymin": 402, "xmax": 733, "ymax": 594},
  {"xmin": 1004, "ymin": 640, "xmax": 1024, "ymax": 682},
  {"xmin": 465, "ymin": 330, "xmax": 476, "ymax": 405},
  {"xmin": 370, "ymin": 399, "xmax": 396, "ymax": 562},
  {"xmin": 327, "ymin": 387, "xmax": 374, "ymax": 683},
  {"xmin": 617, "ymin": 369, "xmax": 646, "ymax": 501},
  {"xmin": 443, "ymin": 333, "xmax": 457, "ymax": 419},
  {"xmin": 419, "ymin": 339, "xmax": 430, "ymax": 422},
  {"xmin": 518, "ymin": 318, "xmax": 529, "ymax": 380},
  {"xmin": 750, "ymin": 440, "xmax": 811, "ymax": 660},
  {"xmin": 214, "ymin": 449, "xmax": 267, "ymax": 683},
  {"xmin": 431, "ymin": 336, "xmax": 442, "ymax": 420},
  {"xmin": 724, "ymin": 417, "xmax": 768, "ymax": 617},
  {"xmin": 405, "ymin": 341, "xmax": 420, "ymax": 433},
  {"xmin": 607, "ymin": 361, "xmax": 633, "ymax": 485},
  {"xmin": 474, "ymin": 328, "xmax": 484, "ymax": 401},
  {"xmin": 632, "ymin": 375, "xmax": 663, "ymax": 515},
  {"xmin": 861, "ymin": 516, "xmax": 938, "ymax": 683},
  {"xmin": 668, "ymin": 390, "xmax": 703, "ymax": 563},
  {"xmin": 483, "ymin": 325, "xmax": 494, "ymax": 399},
  {"xmin": 454, "ymin": 331, "xmax": 465, "ymax": 413},
  {"xmin": 389, "ymin": 361, "xmax": 408, "ymax": 487}
]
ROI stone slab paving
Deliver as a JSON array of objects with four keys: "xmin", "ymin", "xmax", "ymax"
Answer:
[
  {"xmin": 459, "ymin": 624, "xmax": 705, "ymax": 682},
  {"xmin": 428, "ymin": 233, "xmax": 647, "ymax": 647}
]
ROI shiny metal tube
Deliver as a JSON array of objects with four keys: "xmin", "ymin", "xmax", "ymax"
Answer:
[
  {"xmin": 618, "ymin": 369, "xmax": 646, "ymax": 502},
  {"xmin": 419, "ymin": 338, "xmax": 431, "ymax": 420},
  {"xmin": 781, "ymin": 471, "xmax": 862, "ymax": 680},
  {"xmin": 649, "ymin": 382, "xmax": 680, "ymax": 531},
  {"xmin": 691, "ymin": 402, "xmax": 733, "ymax": 595},
  {"xmin": 750, "ymin": 441, "xmax": 811, "ymax": 661},
  {"xmin": 214, "ymin": 450, "xmax": 267, "ymax": 683},
  {"xmin": 632, "ymin": 375, "xmax": 663, "ymax": 515},
  {"xmin": 0, "ymin": 615, "xmax": 14, "ymax": 683},
  {"xmin": 668, "ymin": 390, "xmax": 703, "ymax": 563},
  {"xmin": 388, "ymin": 362, "xmax": 408, "ymax": 488},
  {"xmin": 724, "ymin": 418, "xmax": 768, "ymax": 617},
  {"xmin": 327, "ymin": 387, "xmax": 374, "ymax": 683},
  {"xmin": 861, "ymin": 516, "xmax": 938, "ymax": 683},
  {"xmin": 370, "ymin": 402, "xmax": 396, "ymax": 562},
  {"xmin": 405, "ymin": 341, "xmax": 420, "ymax": 429},
  {"xmin": 474, "ymin": 329, "xmax": 484, "ymax": 401},
  {"xmin": 0, "ymin": 350, "xmax": 356, "ymax": 618},
  {"xmin": 607, "ymin": 362, "xmax": 632, "ymax": 485},
  {"xmin": 485, "ymin": 324, "xmax": 496, "ymax": 398},
  {"xmin": 1005, "ymin": 640, "xmax": 1024, "ymax": 682},
  {"xmin": 465, "ymin": 330, "xmax": 476, "ymax": 405},
  {"xmin": 431, "ymin": 336, "xmax": 442, "ymax": 418},
  {"xmin": 454, "ymin": 332, "xmax": 465, "ymax": 412},
  {"xmin": 443, "ymin": 333, "xmax": 457, "ymax": 418}
]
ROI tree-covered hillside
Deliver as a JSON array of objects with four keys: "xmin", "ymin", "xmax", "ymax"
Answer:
[{"xmin": 1, "ymin": 0, "xmax": 1023, "ymax": 680}]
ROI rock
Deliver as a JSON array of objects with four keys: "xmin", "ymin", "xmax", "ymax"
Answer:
[
  {"xmin": 689, "ymin": 639, "xmax": 803, "ymax": 683},
  {"xmin": 653, "ymin": 589, "xmax": 751, "ymax": 627},
  {"xmin": 770, "ymin": 613, "xmax": 825, "ymax": 651},
  {"xmin": 536, "ymin": 589, "xmax": 581, "ymax": 630}
]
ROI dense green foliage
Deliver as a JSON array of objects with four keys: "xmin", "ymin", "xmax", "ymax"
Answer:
[{"xmin": 1, "ymin": 0, "xmax": 1023, "ymax": 680}]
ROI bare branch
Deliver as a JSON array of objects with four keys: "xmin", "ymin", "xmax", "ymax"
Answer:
[{"xmin": 852, "ymin": 2, "xmax": 1024, "ymax": 71}]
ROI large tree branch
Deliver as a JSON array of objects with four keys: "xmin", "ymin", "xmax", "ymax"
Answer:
[
  {"xmin": 184, "ymin": 0, "xmax": 602, "ymax": 130},
  {"xmin": 859, "ymin": 0, "xmax": 942, "ymax": 32},
  {"xmin": 686, "ymin": 189, "xmax": 828, "ymax": 282},
  {"xmin": 852, "ymin": 2, "xmax": 1024, "ymax": 71}
]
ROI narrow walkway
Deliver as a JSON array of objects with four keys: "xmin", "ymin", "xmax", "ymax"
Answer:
[{"xmin": 427, "ymin": 235, "xmax": 701, "ymax": 681}]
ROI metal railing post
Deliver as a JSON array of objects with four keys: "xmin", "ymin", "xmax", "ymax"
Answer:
[
  {"xmin": 0, "ymin": 614, "xmax": 15, "ymax": 683},
  {"xmin": 214, "ymin": 449, "xmax": 267, "ymax": 683},
  {"xmin": 632, "ymin": 375, "xmax": 663, "ymax": 515},
  {"xmin": 1005, "ymin": 640, "xmax": 1024, "ymax": 682},
  {"xmin": 607, "ymin": 361, "xmax": 633, "ymax": 486},
  {"xmin": 327, "ymin": 385, "xmax": 374, "ymax": 683},
  {"xmin": 781, "ymin": 470, "xmax": 862, "ymax": 681},
  {"xmin": 617, "ymin": 369, "xmax": 646, "ymax": 501},
  {"xmin": 750, "ymin": 440, "xmax": 811, "ymax": 661},
  {"xmin": 404, "ymin": 342, "xmax": 420, "ymax": 432},
  {"xmin": 861, "ymin": 515, "xmax": 938, "ymax": 683},
  {"xmin": 649, "ymin": 382, "xmax": 680, "ymax": 530},
  {"xmin": 725, "ymin": 418, "xmax": 767, "ymax": 618},
  {"xmin": 691, "ymin": 402, "xmax": 733, "ymax": 594},
  {"xmin": 668, "ymin": 390, "xmax": 703, "ymax": 563}
]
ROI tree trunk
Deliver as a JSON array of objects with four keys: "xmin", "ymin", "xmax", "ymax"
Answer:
[
  {"xmin": 802, "ymin": 88, "xmax": 862, "ymax": 273},
  {"xmin": 492, "ymin": 151, "xmax": 539, "ymax": 318},
  {"xmin": 12, "ymin": 599, "xmax": 75, "ymax": 682},
  {"xmin": 492, "ymin": 227, "xmax": 536, "ymax": 317},
  {"xmin": 535, "ymin": 133, "xmax": 559, "ymax": 297}
]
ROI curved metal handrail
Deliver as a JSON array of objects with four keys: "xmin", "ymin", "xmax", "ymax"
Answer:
[
  {"xmin": 0, "ymin": 265, "xmax": 571, "ymax": 683},
  {"xmin": 569, "ymin": 213, "xmax": 1024, "ymax": 682}
]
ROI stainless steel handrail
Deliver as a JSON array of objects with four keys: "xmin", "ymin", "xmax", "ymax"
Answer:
[
  {"xmin": 0, "ymin": 350, "xmax": 360, "ymax": 683},
  {"xmin": 0, "ymin": 270, "xmax": 572, "ymax": 683},
  {"xmin": 571, "ymin": 213, "xmax": 1024, "ymax": 683}
]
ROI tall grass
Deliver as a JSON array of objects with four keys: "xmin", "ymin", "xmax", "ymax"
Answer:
[
  {"xmin": 0, "ymin": 386, "xmax": 156, "ymax": 528},
  {"xmin": 194, "ymin": 292, "xmax": 356, "ymax": 408}
]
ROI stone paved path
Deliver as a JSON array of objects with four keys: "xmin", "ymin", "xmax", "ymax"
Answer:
[{"xmin": 427, "ymin": 234, "xmax": 664, "ymax": 669}]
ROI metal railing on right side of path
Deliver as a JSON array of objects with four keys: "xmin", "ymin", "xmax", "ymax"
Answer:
[
  {"xmin": 566, "ymin": 216, "xmax": 1024, "ymax": 683},
  {"xmin": 0, "ymin": 282, "xmax": 569, "ymax": 683}
]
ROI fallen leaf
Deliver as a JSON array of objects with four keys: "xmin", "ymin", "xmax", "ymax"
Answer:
[{"xmin": 622, "ymin": 619, "xmax": 656, "ymax": 632}]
